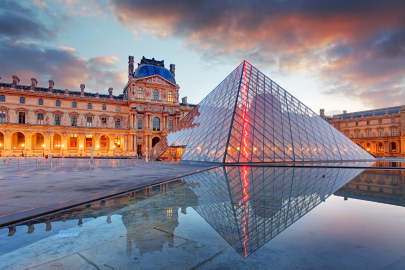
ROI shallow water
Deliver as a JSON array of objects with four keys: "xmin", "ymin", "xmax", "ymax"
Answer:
[{"xmin": 1, "ymin": 166, "xmax": 404, "ymax": 270}]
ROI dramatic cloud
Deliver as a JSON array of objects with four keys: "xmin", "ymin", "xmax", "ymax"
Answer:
[
  {"xmin": 0, "ymin": 40, "xmax": 127, "ymax": 94},
  {"xmin": 109, "ymin": 0, "xmax": 405, "ymax": 108}
]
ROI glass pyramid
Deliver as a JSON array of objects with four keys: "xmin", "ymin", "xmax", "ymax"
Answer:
[
  {"xmin": 179, "ymin": 165, "xmax": 367, "ymax": 257},
  {"xmin": 154, "ymin": 61, "xmax": 375, "ymax": 164}
]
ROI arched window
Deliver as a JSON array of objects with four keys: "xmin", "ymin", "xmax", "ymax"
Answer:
[
  {"xmin": 153, "ymin": 89, "xmax": 159, "ymax": 100},
  {"xmin": 114, "ymin": 136, "xmax": 121, "ymax": 148},
  {"xmin": 153, "ymin": 117, "xmax": 160, "ymax": 131},
  {"xmin": 378, "ymin": 142, "xmax": 384, "ymax": 152},
  {"xmin": 100, "ymin": 135, "xmax": 109, "ymax": 149},
  {"xmin": 168, "ymin": 91, "xmax": 173, "ymax": 103},
  {"xmin": 391, "ymin": 142, "xmax": 397, "ymax": 152},
  {"xmin": 138, "ymin": 87, "xmax": 144, "ymax": 99}
]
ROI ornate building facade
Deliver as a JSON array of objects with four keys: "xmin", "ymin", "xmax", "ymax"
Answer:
[
  {"xmin": 322, "ymin": 106, "xmax": 405, "ymax": 157},
  {"xmin": 0, "ymin": 56, "xmax": 195, "ymax": 157}
]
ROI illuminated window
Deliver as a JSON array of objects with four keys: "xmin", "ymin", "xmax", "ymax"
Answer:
[
  {"xmin": 114, "ymin": 136, "xmax": 121, "ymax": 148},
  {"xmin": 54, "ymin": 114, "xmax": 61, "ymax": 126},
  {"xmin": 378, "ymin": 142, "xmax": 383, "ymax": 152},
  {"xmin": 37, "ymin": 113, "xmax": 44, "ymax": 124},
  {"xmin": 138, "ymin": 118, "xmax": 142, "ymax": 129},
  {"xmin": 153, "ymin": 89, "xmax": 159, "ymax": 100},
  {"xmin": 167, "ymin": 207, "xmax": 173, "ymax": 219},
  {"xmin": 391, "ymin": 128, "xmax": 396, "ymax": 136},
  {"xmin": 100, "ymin": 135, "xmax": 108, "ymax": 149},
  {"xmin": 85, "ymin": 135, "xmax": 93, "ymax": 147},
  {"xmin": 169, "ymin": 120, "xmax": 173, "ymax": 131},
  {"xmin": 56, "ymin": 100, "xmax": 61, "ymax": 107},
  {"xmin": 72, "ymin": 101, "xmax": 77, "ymax": 108},
  {"xmin": 138, "ymin": 87, "xmax": 144, "ymax": 99},
  {"xmin": 86, "ymin": 116, "xmax": 92, "ymax": 127},
  {"xmin": 53, "ymin": 134, "xmax": 61, "ymax": 150},
  {"xmin": 168, "ymin": 91, "xmax": 173, "ymax": 103},
  {"xmin": 102, "ymin": 104, "xmax": 106, "ymax": 110},
  {"xmin": 38, "ymin": 98, "xmax": 43, "ymax": 105},
  {"xmin": 71, "ymin": 115, "xmax": 77, "ymax": 126},
  {"xmin": 153, "ymin": 117, "xmax": 160, "ymax": 131},
  {"xmin": 69, "ymin": 134, "xmax": 78, "ymax": 148},
  {"xmin": 391, "ymin": 142, "xmax": 397, "ymax": 152},
  {"xmin": 0, "ymin": 95, "xmax": 5, "ymax": 102}
]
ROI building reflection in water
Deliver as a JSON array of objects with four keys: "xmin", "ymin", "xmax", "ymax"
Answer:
[
  {"xmin": 179, "ymin": 166, "xmax": 366, "ymax": 257},
  {"xmin": 335, "ymin": 168, "xmax": 405, "ymax": 207},
  {"xmin": 7, "ymin": 166, "xmax": 385, "ymax": 259}
]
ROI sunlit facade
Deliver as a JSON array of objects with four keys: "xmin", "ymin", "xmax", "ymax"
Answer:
[
  {"xmin": 154, "ymin": 61, "xmax": 374, "ymax": 164},
  {"xmin": 0, "ymin": 56, "xmax": 195, "ymax": 157}
]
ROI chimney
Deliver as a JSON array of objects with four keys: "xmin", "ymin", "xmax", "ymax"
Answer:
[
  {"xmin": 128, "ymin": 56, "xmax": 134, "ymax": 77},
  {"xmin": 108, "ymin": 87, "xmax": 113, "ymax": 97},
  {"xmin": 31, "ymin": 78, "xmax": 38, "ymax": 88},
  {"xmin": 80, "ymin": 84, "xmax": 85, "ymax": 96},
  {"xmin": 320, "ymin": 109, "xmax": 324, "ymax": 116},
  {"xmin": 0, "ymin": 76, "xmax": 1, "ymax": 82},
  {"xmin": 170, "ymin": 64, "xmax": 175, "ymax": 76},
  {"xmin": 343, "ymin": 110, "xmax": 347, "ymax": 114},
  {"xmin": 182, "ymin": 96, "xmax": 188, "ymax": 104},
  {"xmin": 48, "ymin": 80, "xmax": 54, "ymax": 91},
  {"xmin": 12, "ymin": 75, "xmax": 20, "ymax": 86}
]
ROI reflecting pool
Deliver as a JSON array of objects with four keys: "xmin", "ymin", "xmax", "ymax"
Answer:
[{"xmin": 1, "ymin": 166, "xmax": 405, "ymax": 270}]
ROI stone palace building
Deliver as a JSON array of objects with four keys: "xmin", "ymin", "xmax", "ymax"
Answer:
[
  {"xmin": 322, "ymin": 106, "xmax": 405, "ymax": 157},
  {"xmin": 0, "ymin": 56, "xmax": 195, "ymax": 157}
]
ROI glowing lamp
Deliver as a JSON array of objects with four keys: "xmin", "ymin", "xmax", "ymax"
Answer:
[
  {"xmin": 22, "ymin": 144, "xmax": 24, "ymax": 147},
  {"xmin": 42, "ymin": 144, "xmax": 45, "ymax": 147}
]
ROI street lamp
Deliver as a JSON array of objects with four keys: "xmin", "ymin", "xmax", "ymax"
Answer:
[
  {"xmin": 21, "ymin": 143, "xmax": 25, "ymax": 157},
  {"xmin": 80, "ymin": 145, "xmax": 83, "ymax": 156},
  {"xmin": 97, "ymin": 145, "xmax": 99, "ymax": 156},
  {"xmin": 42, "ymin": 144, "xmax": 45, "ymax": 157},
  {"xmin": 113, "ymin": 145, "xmax": 116, "ymax": 156},
  {"xmin": 61, "ymin": 144, "xmax": 64, "ymax": 157}
]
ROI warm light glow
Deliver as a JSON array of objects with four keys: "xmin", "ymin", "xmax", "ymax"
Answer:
[
  {"xmin": 113, "ymin": 145, "xmax": 116, "ymax": 148},
  {"xmin": 0, "ymin": 143, "xmax": 2, "ymax": 146},
  {"xmin": 42, "ymin": 144, "xmax": 45, "ymax": 147},
  {"xmin": 80, "ymin": 145, "xmax": 83, "ymax": 148},
  {"xmin": 237, "ymin": 147, "xmax": 240, "ymax": 151},
  {"xmin": 62, "ymin": 145, "xmax": 64, "ymax": 147},
  {"xmin": 21, "ymin": 144, "xmax": 24, "ymax": 147},
  {"xmin": 228, "ymin": 146, "xmax": 231, "ymax": 150},
  {"xmin": 253, "ymin": 147, "xmax": 257, "ymax": 151},
  {"xmin": 97, "ymin": 145, "xmax": 99, "ymax": 148}
]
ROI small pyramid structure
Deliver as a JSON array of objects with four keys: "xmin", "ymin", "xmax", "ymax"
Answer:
[{"xmin": 154, "ymin": 61, "xmax": 375, "ymax": 164}]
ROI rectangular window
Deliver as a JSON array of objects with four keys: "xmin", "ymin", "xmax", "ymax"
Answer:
[
  {"xmin": 0, "ymin": 95, "xmax": 5, "ymax": 102},
  {"xmin": 391, "ymin": 118, "xmax": 396, "ymax": 123},
  {"xmin": 88, "ymin": 103, "xmax": 92, "ymax": 109},
  {"xmin": 169, "ymin": 120, "xmax": 173, "ymax": 131},
  {"xmin": 85, "ymin": 135, "xmax": 93, "ymax": 148},
  {"xmin": 39, "ymin": 98, "xmax": 43, "ymax": 105},
  {"xmin": 87, "ymin": 116, "xmax": 92, "ymax": 127},
  {"xmin": 72, "ymin": 101, "xmax": 77, "ymax": 108},
  {"xmin": 138, "ymin": 118, "xmax": 142, "ymax": 129},
  {"xmin": 37, "ymin": 113, "xmax": 44, "ymax": 124},
  {"xmin": 379, "ymin": 119, "xmax": 382, "ymax": 124},
  {"xmin": 139, "ymin": 105, "xmax": 142, "ymax": 111},
  {"xmin": 19, "ymin": 112, "xmax": 25, "ymax": 124},
  {"xmin": 56, "ymin": 100, "xmax": 61, "ymax": 107},
  {"xmin": 366, "ymin": 130, "xmax": 370, "ymax": 138},
  {"xmin": 101, "ymin": 117, "xmax": 107, "ymax": 128},
  {"xmin": 169, "ymin": 108, "xmax": 173, "ymax": 114},
  {"xmin": 115, "ymin": 118, "xmax": 121, "ymax": 128},
  {"xmin": 102, "ymin": 104, "xmax": 106, "ymax": 110},
  {"xmin": 0, "ymin": 111, "xmax": 5, "ymax": 123},
  {"xmin": 355, "ymin": 122, "xmax": 358, "ymax": 126},
  {"xmin": 378, "ymin": 130, "xmax": 383, "ymax": 137},
  {"xmin": 367, "ymin": 121, "xmax": 370, "ymax": 125},
  {"xmin": 345, "ymin": 123, "xmax": 348, "ymax": 127},
  {"xmin": 71, "ymin": 115, "xmax": 77, "ymax": 126},
  {"xmin": 20, "ymin": 97, "xmax": 25, "ymax": 104},
  {"xmin": 55, "ymin": 114, "xmax": 61, "ymax": 126},
  {"xmin": 355, "ymin": 131, "xmax": 359, "ymax": 138},
  {"xmin": 116, "ymin": 106, "xmax": 120, "ymax": 112},
  {"xmin": 391, "ymin": 128, "xmax": 396, "ymax": 136},
  {"xmin": 392, "ymin": 175, "xmax": 398, "ymax": 184}
]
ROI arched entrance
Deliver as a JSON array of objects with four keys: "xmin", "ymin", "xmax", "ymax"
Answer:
[
  {"xmin": 152, "ymin": 137, "xmax": 160, "ymax": 147},
  {"xmin": 0, "ymin": 132, "xmax": 4, "ymax": 150},
  {"xmin": 31, "ymin": 132, "xmax": 45, "ymax": 150},
  {"xmin": 377, "ymin": 142, "xmax": 384, "ymax": 153},
  {"xmin": 99, "ymin": 135, "xmax": 110, "ymax": 150},
  {"xmin": 51, "ymin": 133, "xmax": 62, "ymax": 150},
  {"xmin": 12, "ymin": 132, "xmax": 25, "ymax": 156},
  {"xmin": 390, "ymin": 142, "xmax": 397, "ymax": 153}
]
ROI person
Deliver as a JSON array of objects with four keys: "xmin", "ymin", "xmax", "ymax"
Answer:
[{"xmin": 90, "ymin": 146, "xmax": 94, "ymax": 159}]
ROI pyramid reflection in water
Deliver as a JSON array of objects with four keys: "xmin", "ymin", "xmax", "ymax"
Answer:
[
  {"xmin": 154, "ymin": 61, "xmax": 374, "ymax": 164},
  {"xmin": 179, "ymin": 166, "xmax": 365, "ymax": 257}
]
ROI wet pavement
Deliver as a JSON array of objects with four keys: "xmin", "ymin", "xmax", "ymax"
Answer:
[{"xmin": 1, "ymin": 165, "xmax": 404, "ymax": 269}]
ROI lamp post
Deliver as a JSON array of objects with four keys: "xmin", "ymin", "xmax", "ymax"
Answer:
[
  {"xmin": 80, "ymin": 145, "xmax": 83, "ymax": 156},
  {"xmin": 97, "ymin": 145, "xmax": 99, "ymax": 156},
  {"xmin": 42, "ymin": 144, "xmax": 45, "ymax": 157},
  {"xmin": 21, "ymin": 143, "xmax": 25, "ymax": 157},
  {"xmin": 113, "ymin": 145, "xmax": 116, "ymax": 156},
  {"xmin": 61, "ymin": 144, "xmax": 64, "ymax": 157}
]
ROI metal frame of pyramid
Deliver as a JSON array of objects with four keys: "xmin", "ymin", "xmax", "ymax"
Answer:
[{"xmin": 154, "ymin": 61, "xmax": 375, "ymax": 164}]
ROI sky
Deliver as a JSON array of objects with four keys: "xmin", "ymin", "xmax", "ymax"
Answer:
[{"xmin": 0, "ymin": 0, "xmax": 404, "ymax": 116}]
